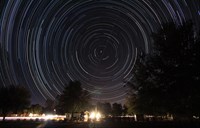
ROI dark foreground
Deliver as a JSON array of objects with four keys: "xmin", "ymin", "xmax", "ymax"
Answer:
[{"xmin": 1, "ymin": 120, "xmax": 200, "ymax": 128}]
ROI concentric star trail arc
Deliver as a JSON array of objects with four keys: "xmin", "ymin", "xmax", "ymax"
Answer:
[{"xmin": 0, "ymin": 0, "xmax": 199, "ymax": 104}]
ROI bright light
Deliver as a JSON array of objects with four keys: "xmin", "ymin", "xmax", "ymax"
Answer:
[
  {"xmin": 89, "ymin": 111, "xmax": 101, "ymax": 121},
  {"xmin": 90, "ymin": 112, "xmax": 95, "ymax": 119},
  {"xmin": 96, "ymin": 112, "xmax": 101, "ymax": 121},
  {"xmin": 44, "ymin": 114, "xmax": 55, "ymax": 120},
  {"xmin": 29, "ymin": 113, "xmax": 33, "ymax": 117},
  {"xmin": 28, "ymin": 113, "xmax": 39, "ymax": 117},
  {"xmin": 84, "ymin": 114, "xmax": 89, "ymax": 122},
  {"xmin": 0, "ymin": 115, "xmax": 66, "ymax": 121},
  {"xmin": 84, "ymin": 111, "xmax": 90, "ymax": 122}
]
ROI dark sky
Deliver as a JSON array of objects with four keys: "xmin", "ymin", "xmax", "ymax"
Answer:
[{"xmin": 0, "ymin": 0, "xmax": 200, "ymax": 105}]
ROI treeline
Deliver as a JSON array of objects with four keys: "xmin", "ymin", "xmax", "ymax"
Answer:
[
  {"xmin": 47, "ymin": 81, "xmax": 127, "ymax": 117},
  {"xmin": 0, "ymin": 86, "xmax": 30, "ymax": 121},
  {"xmin": 0, "ymin": 81, "xmax": 127, "ymax": 121},
  {"xmin": 126, "ymin": 21, "xmax": 200, "ymax": 120}
]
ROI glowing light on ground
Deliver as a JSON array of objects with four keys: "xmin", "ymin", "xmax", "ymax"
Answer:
[
  {"xmin": 0, "ymin": 115, "xmax": 65, "ymax": 121},
  {"xmin": 89, "ymin": 111, "xmax": 102, "ymax": 121}
]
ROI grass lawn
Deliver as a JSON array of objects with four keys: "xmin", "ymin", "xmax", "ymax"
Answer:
[
  {"xmin": 0, "ymin": 120, "xmax": 200, "ymax": 128},
  {"xmin": 0, "ymin": 120, "xmax": 43, "ymax": 128}
]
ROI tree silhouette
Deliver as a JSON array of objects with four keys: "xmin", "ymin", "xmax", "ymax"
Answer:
[
  {"xmin": 56, "ymin": 81, "xmax": 91, "ymax": 119},
  {"xmin": 97, "ymin": 102, "xmax": 112, "ymax": 116},
  {"xmin": 128, "ymin": 21, "xmax": 200, "ymax": 118},
  {"xmin": 29, "ymin": 104, "xmax": 43, "ymax": 115},
  {"xmin": 112, "ymin": 103, "xmax": 123, "ymax": 116},
  {"xmin": 44, "ymin": 99, "xmax": 56, "ymax": 114},
  {"xmin": 0, "ymin": 85, "xmax": 30, "ymax": 121}
]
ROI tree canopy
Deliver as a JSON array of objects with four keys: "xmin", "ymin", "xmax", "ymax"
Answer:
[
  {"xmin": 97, "ymin": 102, "xmax": 112, "ymax": 116},
  {"xmin": 127, "ymin": 21, "xmax": 200, "ymax": 117},
  {"xmin": 0, "ymin": 85, "xmax": 31, "ymax": 121},
  {"xmin": 56, "ymin": 81, "xmax": 91, "ymax": 115},
  {"xmin": 29, "ymin": 104, "xmax": 43, "ymax": 115},
  {"xmin": 44, "ymin": 99, "xmax": 56, "ymax": 114},
  {"xmin": 112, "ymin": 103, "xmax": 123, "ymax": 116}
]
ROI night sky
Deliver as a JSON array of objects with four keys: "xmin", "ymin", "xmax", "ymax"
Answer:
[{"xmin": 0, "ymin": 0, "xmax": 200, "ymax": 105}]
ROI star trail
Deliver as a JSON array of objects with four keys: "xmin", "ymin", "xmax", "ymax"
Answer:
[{"xmin": 0, "ymin": 0, "xmax": 200, "ymax": 105}]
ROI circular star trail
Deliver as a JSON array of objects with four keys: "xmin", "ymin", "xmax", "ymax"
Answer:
[{"xmin": 0, "ymin": 0, "xmax": 200, "ymax": 104}]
